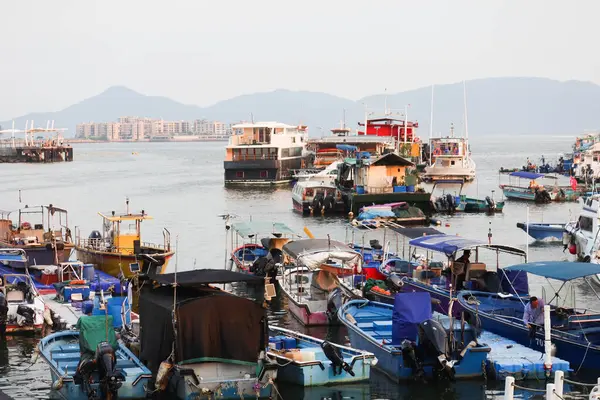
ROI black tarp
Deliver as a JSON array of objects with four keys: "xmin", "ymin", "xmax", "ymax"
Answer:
[
  {"xmin": 150, "ymin": 268, "xmax": 264, "ymax": 286},
  {"xmin": 390, "ymin": 226, "xmax": 443, "ymax": 239},
  {"xmin": 139, "ymin": 285, "xmax": 267, "ymax": 373}
]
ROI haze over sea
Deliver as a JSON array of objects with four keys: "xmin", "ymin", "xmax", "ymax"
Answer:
[{"xmin": 0, "ymin": 134, "xmax": 596, "ymax": 399}]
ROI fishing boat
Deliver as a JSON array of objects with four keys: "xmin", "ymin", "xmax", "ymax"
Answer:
[
  {"xmin": 499, "ymin": 171, "xmax": 577, "ymax": 203},
  {"xmin": 75, "ymin": 200, "xmax": 174, "ymax": 279},
  {"xmin": 337, "ymin": 293, "xmax": 491, "ymax": 381},
  {"xmin": 0, "ymin": 205, "xmax": 73, "ymax": 265},
  {"xmin": 292, "ymin": 178, "xmax": 345, "ymax": 215},
  {"xmin": 278, "ymin": 239, "xmax": 361, "ymax": 326},
  {"xmin": 267, "ymin": 325, "xmax": 376, "ymax": 386},
  {"xmin": 457, "ymin": 261, "xmax": 600, "ymax": 372},
  {"xmin": 139, "ymin": 269, "xmax": 278, "ymax": 399},
  {"xmin": 516, "ymin": 222, "xmax": 565, "ymax": 241},
  {"xmin": 399, "ymin": 233, "xmax": 528, "ymax": 317},
  {"xmin": 463, "ymin": 195, "xmax": 504, "ymax": 213},
  {"xmin": 0, "ymin": 270, "xmax": 44, "ymax": 333},
  {"xmin": 565, "ymin": 194, "xmax": 599, "ymax": 262},
  {"xmin": 38, "ymin": 316, "xmax": 152, "ymax": 399},
  {"xmin": 351, "ymin": 202, "xmax": 427, "ymax": 227},
  {"xmin": 227, "ymin": 220, "xmax": 299, "ymax": 274}
]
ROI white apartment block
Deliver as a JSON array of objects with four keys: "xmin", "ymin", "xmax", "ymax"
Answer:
[{"xmin": 77, "ymin": 117, "xmax": 234, "ymax": 140}]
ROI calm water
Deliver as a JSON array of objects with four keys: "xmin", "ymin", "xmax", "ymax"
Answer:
[{"xmin": 0, "ymin": 135, "xmax": 596, "ymax": 399}]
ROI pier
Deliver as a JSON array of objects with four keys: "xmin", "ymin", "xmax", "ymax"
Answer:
[{"xmin": 0, "ymin": 121, "xmax": 73, "ymax": 163}]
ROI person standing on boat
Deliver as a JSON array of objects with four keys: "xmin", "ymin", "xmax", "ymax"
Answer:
[{"xmin": 523, "ymin": 296, "xmax": 545, "ymax": 328}]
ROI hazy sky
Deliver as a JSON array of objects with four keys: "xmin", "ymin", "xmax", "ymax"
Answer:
[{"xmin": 1, "ymin": 0, "xmax": 598, "ymax": 120}]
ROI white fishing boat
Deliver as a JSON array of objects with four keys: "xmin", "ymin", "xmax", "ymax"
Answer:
[
  {"xmin": 422, "ymin": 83, "xmax": 476, "ymax": 182},
  {"xmin": 565, "ymin": 194, "xmax": 600, "ymax": 262}
]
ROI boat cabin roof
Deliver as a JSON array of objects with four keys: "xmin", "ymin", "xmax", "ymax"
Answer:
[
  {"xmin": 408, "ymin": 234, "xmax": 526, "ymax": 258},
  {"xmin": 98, "ymin": 212, "xmax": 153, "ymax": 222},
  {"xmin": 508, "ymin": 171, "xmax": 557, "ymax": 180},
  {"xmin": 0, "ymin": 248, "xmax": 27, "ymax": 264},
  {"xmin": 390, "ymin": 226, "xmax": 444, "ymax": 239},
  {"xmin": 152, "ymin": 268, "xmax": 264, "ymax": 286},
  {"xmin": 230, "ymin": 221, "xmax": 298, "ymax": 238},
  {"xmin": 504, "ymin": 261, "xmax": 600, "ymax": 281},
  {"xmin": 283, "ymin": 238, "xmax": 356, "ymax": 259}
]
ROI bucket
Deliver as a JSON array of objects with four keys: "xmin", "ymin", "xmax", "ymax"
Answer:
[
  {"xmin": 406, "ymin": 185, "xmax": 415, "ymax": 193},
  {"xmin": 356, "ymin": 186, "xmax": 365, "ymax": 194},
  {"xmin": 107, "ymin": 296, "xmax": 130, "ymax": 328},
  {"xmin": 393, "ymin": 186, "xmax": 407, "ymax": 193},
  {"xmin": 82, "ymin": 264, "xmax": 95, "ymax": 282}
]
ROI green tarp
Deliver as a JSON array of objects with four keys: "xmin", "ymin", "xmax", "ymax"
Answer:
[{"xmin": 76, "ymin": 315, "xmax": 119, "ymax": 356}]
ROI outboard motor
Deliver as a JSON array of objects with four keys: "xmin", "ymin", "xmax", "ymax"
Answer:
[
  {"xmin": 401, "ymin": 339, "xmax": 425, "ymax": 380},
  {"xmin": 485, "ymin": 196, "xmax": 495, "ymax": 211},
  {"xmin": 321, "ymin": 341, "xmax": 355, "ymax": 376},
  {"xmin": 312, "ymin": 192, "xmax": 325, "ymax": 211},
  {"xmin": 16, "ymin": 305, "xmax": 35, "ymax": 326},
  {"xmin": 77, "ymin": 342, "xmax": 125, "ymax": 399},
  {"xmin": 326, "ymin": 287, "xmax": 344, "ymax": 323},
  {"xmin": 418, "ymin": 319, "xmax": 455, "ymax": 380},
  {"xmin": 324, "ymin": 194, "xmax": 336, "ymax": 211},
  {"xmin": 388, "ymin": 273, "xmax": 404, "ymax": 290}
]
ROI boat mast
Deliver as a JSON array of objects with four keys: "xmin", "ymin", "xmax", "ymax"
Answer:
[
  {"xmin": 429, "ymin": 85, "xmax": 435, "ymax": 164},
  {"xmin": 463, "ymin": 80, "xmax": 469, "ymax": 161}
]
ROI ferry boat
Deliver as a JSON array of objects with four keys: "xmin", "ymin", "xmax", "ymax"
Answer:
[
  {"xmin": 224, "ymin": 121, "xmax": 308, "ymax": 185},
  {"xmin": 422, "ymin": 123, "xmax": 476, "ymax": 182},
  {"xmin": 75, "ymin": 200, "xmax": 174, "ymax": 279},
  {"xmin": 0, "ymin": 205, "xmax": 74, "ymax": 265}
]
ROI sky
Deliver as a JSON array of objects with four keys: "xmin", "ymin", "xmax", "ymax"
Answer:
[{"xmin": 1, "ymin": 0, "xmax": 599, "ymax": 120}]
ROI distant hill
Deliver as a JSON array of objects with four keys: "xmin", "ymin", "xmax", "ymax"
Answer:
[{"xmin": 2, "ymin": 77, "xmax": 600, "ymax": 137}]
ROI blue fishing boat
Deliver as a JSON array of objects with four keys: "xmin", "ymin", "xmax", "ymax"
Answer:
[
  {"xmin": 457, "ymin": 261, "xmax": 600, "ymax": 373},
  {"xmin": 516, "ymin": 222, "xmax": 565, "ymax": 241},
  {"xmin": 499, "ymin": 171, "xmax": 555, "ymax": 202},
  {"xmin": 397, "ymin": 234, "xmax": 528, "ymax": 317},
  {"xmin": 337, "ymin": 293, "xmax": 491, "ymax": 381},
  {"xmin": 267, "ymin": 325, "xmax": 376, "ymax": 386},
  {"xmin": 139, "ymin": 268, "xmax": 279, "ymax": 399},
  {"xmin": 38, "ymin": 317, "xmax": 152, "ymax": 400}
]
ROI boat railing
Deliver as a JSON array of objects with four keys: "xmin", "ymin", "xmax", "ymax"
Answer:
[
  {"xmin": 364, "ymin": 186, "xmax": 394, "ymax": 194},
  {"xmin": 232, "ymin": 154, "xmax": 278, "ymax": 161},
  {"xmin": 76, "ymin": 237, "xmax": 169, "ymax": 253}
]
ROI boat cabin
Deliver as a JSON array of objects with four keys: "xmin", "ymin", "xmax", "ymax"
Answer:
[
  {"xmin": 0, "ymin": 205, "xmax": 71, "ymax": 246},
  {"xmin": 338, "ymin": 153, "xmax": 415, "ymax": 194}
]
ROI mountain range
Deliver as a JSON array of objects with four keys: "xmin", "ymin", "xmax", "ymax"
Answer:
[{"xmin": 2, "ymin": 77, "xmax": 600, "ymax": 137}]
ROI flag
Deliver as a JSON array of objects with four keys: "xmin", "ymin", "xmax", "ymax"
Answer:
[{"xmin": 570, "ymin": 176, "xmax": 577, "ymax": 191}]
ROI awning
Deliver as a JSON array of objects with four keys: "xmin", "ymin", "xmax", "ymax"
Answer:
[
  {"xmin": 231, "ymin": 221, "xmax": 298, "ymax": 238},
  {"xmin": 504, "ymin": 261, "xmax": 600, "ymax": 281},
  {"xmin": 408, "ymin": 234, "xmax": 485, "ymax": 257},
  {"xmin": 390, "ymin": 227, "xmax": 444, "ymax": 239},
  {"xmin": 508, "ymin": 171, "xmax": 547, "ymax": 179},
  {"xmin": 282, "ymin": 239, "xmax": 353, "ymax": 259}
]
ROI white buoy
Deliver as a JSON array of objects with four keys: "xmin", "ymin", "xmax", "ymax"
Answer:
[
  {"xmin": 503, "ymin": 376, "xmax": 515, "ymax": 400},
  {"xmin": 544, "ymin": 305, "xmax": 553, "ymax": 374}
]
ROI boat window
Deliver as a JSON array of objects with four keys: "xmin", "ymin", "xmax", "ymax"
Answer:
[
  {"xmin": 451, "ymin": 160, "xmax": 456, "ymax": 166},
  {"xmin": 260, "ymin": 170, "xmax": 268, "ymax": 178},
  {"xmin": 281, "ymin": 148, "xmax": 289, "ymax": 158},
  {"xmin": 305, "ymin": 188, "xmax": 314, "ymax": 197},
  {"xmin": 236, "ymin": 171, "xmax": 244, "ymax": 178},
  {"xmin": 579, "ymin": 216, "xmax": 594, "ymax": 232}
]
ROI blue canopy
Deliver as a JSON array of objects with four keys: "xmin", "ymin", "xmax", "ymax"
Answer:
[
  {"xmin": 509, "ymin": 171, "xmax": 544, "ymax": 179},
  {"xmin": 504, "ymin": 261, "xmax": 600, "ymax": 281},
  {"xmin": 408, "ymin": 234, "xmax": 485, "ymax": 257},
  {"xmin": 0, "ymin": 250, "xmax": 27, "ymax": 264},
  {"xmin": 336, "ymin": 144, "xmax": 358, "ymax": 152},
  {"xmin": 392, "ymin": 292, "xmax": 432, "ymax": 344},
  {"xmin": 357, "ymin": 209, "xmax": 395, "ymax": 220}
]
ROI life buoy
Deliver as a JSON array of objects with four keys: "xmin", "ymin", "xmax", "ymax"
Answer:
[{"xmin": 434, "ymin": 148, "xmax": 441, "ymax": 156}]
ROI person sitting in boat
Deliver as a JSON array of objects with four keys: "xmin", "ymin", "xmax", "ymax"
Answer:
[
  {"xmin": 523, "ymin": 296, "xmax": 545, "ymax": 329},
  {"xmin": 452, "ymin": 250, "xmax": 470, "ymax": 289}
]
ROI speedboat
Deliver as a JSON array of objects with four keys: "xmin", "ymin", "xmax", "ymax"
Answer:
[
  {"xmin": 517, "ymin": 222, "xmax": 566, "ymax": 241},
  {"xmin": 267, "ymin": 325, "xmax": 376, "ymax": 386},
  {"xmin": 565, "ymin": 194, "xmax": 599, "ymax": 262},
  {"xmin": 38, "ymin": 316, "xmax": 151, "ymax": 400},
  {"xmin": 338, "ymin": 292, "xmax": 490, "ymax": 381},
  {"xmin": 292, "ymin": 179, "xmax": 345, "ymax": 215},
  {"xmin": 457, "ymin": 261, "xmax": 600, "ymax": 373}
]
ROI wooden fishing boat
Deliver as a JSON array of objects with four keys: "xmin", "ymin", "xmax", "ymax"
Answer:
[
  {"xmin": 75, "ymin": 200, "xmax": 173, "ymax": 279},
  {"xmin": 267, "ymin": 325, "xmax": 376, "ymax": 386}
]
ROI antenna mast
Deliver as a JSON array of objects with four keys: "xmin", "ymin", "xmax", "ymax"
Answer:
[
  {"xmin": 429, "ymin": 85, "xmax": 434, "ymax": 163},
  {"xmin": 463, "ymin": 80, "xmax": 469, "ymax": 161}
]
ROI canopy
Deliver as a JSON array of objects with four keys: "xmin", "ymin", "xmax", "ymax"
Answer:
[
  {"xmin": 0, "ymin": 249, "xmax": 27, "ymax": 264},
  {"xmin": 336, "ymin": 144, "xmax": 358, "ymax": 152},
  {"xmin": 508, "ymin": 171, "xmax": 544, "ymax": 179},
  {"xmin": 283, "ymin": 239, "xmax": 360, "ymax": 269},
  {"xmin": 504, "ymin": 261, "xmax": 600, "ymax": 281},
  {"xmin": 139, "ymin": 285, "xmax": 266, "ymax": 373},
  {"xmin": 152, "ymin": 269, "xmax": 264, "ymax": 286},
  {"xmin": 408, "ymin": 234, "xmax": 485, "ymax": 257},
  {"xmin": 357, "ymin": 209, "xmax": 396, "ymax": 220},
  {"xmin": 391, "ymin": 227, "xmax": 444, "ymax": 239},
  {"xmin": 231, "ymin": 221, "xmax": 297, "ymax": 238}
]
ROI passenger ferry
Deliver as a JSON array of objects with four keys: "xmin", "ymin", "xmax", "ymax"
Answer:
[{"xmin": 224, "ymin": 122, "xmax": 308, "ymax": 185}]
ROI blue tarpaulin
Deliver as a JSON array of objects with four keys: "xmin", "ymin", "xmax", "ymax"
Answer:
[
  {"xmin": 336, "ymin": 144, "xmax": 358, "ymax": 152},
  {"xmin": 392, "ymin": 292, "xmax": 432, "ymax": 344},
  {"xmin": 504, "ymin": 261, "xmax": 600, "ymax": 281},
  {"xmin": 500, "ymin": 269, "xmax": 529, "ymax": 295},
  {"xmin": 357, "ymin": 209, "xmax": 395, "ymax": 220},
  {"xmin": 408, "ymin": 234, "xmax": 485, "ymax": 257},
  {"xmin": 508, "ymin": 171, "xmax": 544, "ymax": 179}
]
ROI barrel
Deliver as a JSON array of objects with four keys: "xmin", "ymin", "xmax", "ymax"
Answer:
[
  {"xmin": 393, "ymin": 185, "xmax": 407, "ymax": 193},
  {"xmin": 356, "ymin": 185, "xmax": 365, "ymax": 194},
  {"xmin": 107, "ymin": 296, "xmax": 130, "ymax": 328},
  {"xmin": 82, "ymin": 264, "xmax": 95, "ymax": 282},
  {"xmin": 81, "ymin": 300, "xmax": 94, "ymax": 315},
  {"xmin": 406, "ymin": 185, "xmax": 415, "ymax": 192}
]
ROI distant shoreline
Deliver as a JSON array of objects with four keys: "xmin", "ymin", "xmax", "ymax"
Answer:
[{"xmin": 68, "ymin": 137, "xmax": 229, "ymax": 144}]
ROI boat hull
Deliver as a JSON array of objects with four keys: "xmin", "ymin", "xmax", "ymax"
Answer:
[
  {"xmin": 75, "ymin": 247, "xmax": 174, "ymax": 278},
  {"xmin": 292, "ymin": 198, "xmax": 346, "ymax": 215},
  {"xmin": 0, "ymin": 242, "xmax": 72, "ymax": 266},
  {"xmin": 286, "ymin": 293, "xmax": 331, "ymax": 326},
  {"xmin": 344, "ymin": 192, "xmax": 433, "ymax": 215},
  {"xmin": 516, "ymin": 223, "xmax": 565, "ymax": 241}
]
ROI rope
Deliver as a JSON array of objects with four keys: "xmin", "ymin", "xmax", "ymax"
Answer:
[
  {"xmin": 270, "ymin": 380, "xmax": 284, "ymax": 400},
  {"xmin": 563, "ymin": 377, "xmax": 599, "ymax": 388},
  {"xmin": 510, "ymin": 382, "xmax": 546, "ymax": 393}
]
